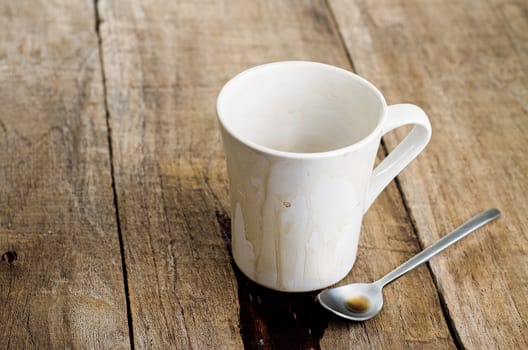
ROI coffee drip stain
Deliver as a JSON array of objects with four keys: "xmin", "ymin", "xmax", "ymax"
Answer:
[
  {"xmin": 215, "ymin": 209, "xmax": 329, "ymax": 349},
  {"xmin": 345, "ymin": 295, "xmax": 370, "ymax": 313}
]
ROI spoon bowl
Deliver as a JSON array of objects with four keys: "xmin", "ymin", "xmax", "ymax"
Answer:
[
  {"xmin": 318, "ymin": 282, "xmax": 383, "ymax": 321},
  {"xmin": 317, "ymin": 208, "xmax": 501, "ymax": 321}
]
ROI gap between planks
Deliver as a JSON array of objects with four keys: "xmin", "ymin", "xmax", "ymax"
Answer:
[{"xmin": 93, "ymin": 0, "xmax": 136, "ymax": 349}]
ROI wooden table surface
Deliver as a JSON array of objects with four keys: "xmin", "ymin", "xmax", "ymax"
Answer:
[{"xmin": 1, "ymin": 1, "xmax": 527, "ymax": 349}]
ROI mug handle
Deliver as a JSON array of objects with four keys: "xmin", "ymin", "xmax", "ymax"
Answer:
[{"xmin": 364, "ymin": 104, "xmax": 432, "ymax": 212}]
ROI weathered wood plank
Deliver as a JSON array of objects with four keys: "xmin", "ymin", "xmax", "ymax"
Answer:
[
  {"xmin": 0, "ymin": 1, "xmax": 130, "ymax": 348},
  {"xmin": 328, "ymin": 0, "xmax": 528, "ymax": 348},
  {"xmin": 99, "ymin": 0, "xmax": 454, "ymax": 348}
]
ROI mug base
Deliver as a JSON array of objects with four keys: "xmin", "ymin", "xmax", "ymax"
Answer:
[{"xmin": 233, "ymin": 255, "xmax": 355, "ymax": 293}]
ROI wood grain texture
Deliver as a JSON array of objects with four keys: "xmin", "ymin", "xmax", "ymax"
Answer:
[
  {"xmin": 0, "ymin": 1, "xmax": 130, "ymax": 349},
  {"xmin": 98, "ymin": 0, "xmax": 454, "ymax": 348},
  {"xmin": 328, "ymin": 0, "xmax": 528, "ymax": 348}
]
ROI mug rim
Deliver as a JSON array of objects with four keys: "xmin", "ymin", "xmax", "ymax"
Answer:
[{"xmin": 216, "ymin": 61, "xmax": 388, "ymax": 159}]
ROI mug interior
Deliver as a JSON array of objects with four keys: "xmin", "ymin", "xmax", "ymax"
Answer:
[{"xmin": 217, "ymin": 62, "xmax": 385, "ymax": 154}]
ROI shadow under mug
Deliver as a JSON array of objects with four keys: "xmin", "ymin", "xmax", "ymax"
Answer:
[{"xmin": 217, "ymin": 61, "xmax": 431, "ymax": 292}]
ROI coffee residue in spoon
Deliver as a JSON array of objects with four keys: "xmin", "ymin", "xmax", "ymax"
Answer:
[{"xmin": 345, "ymin": 295, "xmax": 370, "ymax": 313}]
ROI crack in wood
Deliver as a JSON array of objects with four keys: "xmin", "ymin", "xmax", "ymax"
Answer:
[{"xmin": 93, "ymin": 1, "xmax": 135, "ymax": 349}]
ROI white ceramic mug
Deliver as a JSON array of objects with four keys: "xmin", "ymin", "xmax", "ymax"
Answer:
[{"xmin": 217, "ymin": 61, "xmax": 431, "ymax": 292}]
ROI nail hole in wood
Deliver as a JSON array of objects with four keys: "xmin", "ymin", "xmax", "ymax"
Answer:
[{"xmin": 1, "ymin": 251, "xmax": 17, "ymax": 263}]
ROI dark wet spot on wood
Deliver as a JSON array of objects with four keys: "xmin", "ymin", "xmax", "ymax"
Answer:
[
  {"xmin": 1, "ymin": 251, "xmax": 18, "ymax": 263},
  {"xmin": 215, "ymin": 210, "xmax": 329, "ymax": 350}
]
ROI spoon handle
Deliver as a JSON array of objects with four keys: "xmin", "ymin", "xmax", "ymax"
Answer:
[{"xmin": 376, "ymin": 208, "xmax": 501, "ymax": 287}]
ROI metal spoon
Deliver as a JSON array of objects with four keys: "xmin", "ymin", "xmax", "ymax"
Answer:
[{"xmin": 317, "ymin": 208, "xmax": 501, "ymax": 321}]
